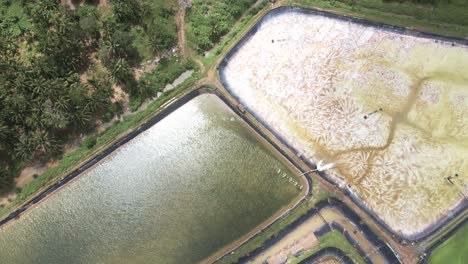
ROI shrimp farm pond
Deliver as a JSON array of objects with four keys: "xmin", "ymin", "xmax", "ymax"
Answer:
[
  {"xmin": 0, "ymin": 94, "xmax": 306, "ymax": 264},
  {"xmin": 220, "ymin": 7, "xmax": 468, "ymax": 239}
]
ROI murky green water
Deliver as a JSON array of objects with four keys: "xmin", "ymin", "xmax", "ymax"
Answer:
[{"xmin": 0, "ymin": 94, "xmax": 303, "ymax": 264}]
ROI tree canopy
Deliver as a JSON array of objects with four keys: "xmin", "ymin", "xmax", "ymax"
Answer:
[
  {"xmin": 186, "ymin": 0, "xmax": 257, "ymax": 52},
  {"xmin": 0, "ymin": 0, "xmax": 179, "ymax": 191}
]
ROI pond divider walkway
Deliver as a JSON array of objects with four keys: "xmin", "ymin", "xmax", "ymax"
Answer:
[{"xmin": 225, "ymin": 198, "xmax": 400, "ymax": 264}]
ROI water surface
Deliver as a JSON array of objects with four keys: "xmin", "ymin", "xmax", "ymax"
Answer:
[{"xmin": 0, "ymin": 94, "xmax": 303, "ymax": 264}]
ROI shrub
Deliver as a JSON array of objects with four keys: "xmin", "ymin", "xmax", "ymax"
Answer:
[{"xmin": 84, "ymin": 137, "xmax": 97, "ymax": 149}]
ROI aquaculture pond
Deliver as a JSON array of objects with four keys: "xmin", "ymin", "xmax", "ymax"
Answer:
[
  {"xmin": 0, "ymin": 94, "xmax": 305, "ymax": 264},
  {"xmin": 220, "ymin": 7, "xmax": 468, "ymax": 238}
]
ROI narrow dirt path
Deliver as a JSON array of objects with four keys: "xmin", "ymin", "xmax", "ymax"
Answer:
[
  {"xmin": 177, "ymin": 0, "xmax": 206, "ymax": 73},
  {"xmin": 176, "ymin": 0, "xmax": 188, "ymax": 60}
]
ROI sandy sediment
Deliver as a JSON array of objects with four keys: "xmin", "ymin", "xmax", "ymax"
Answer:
[{"xmin": 221, "ymin": 9, "xmax": 468, "ymax": 237}]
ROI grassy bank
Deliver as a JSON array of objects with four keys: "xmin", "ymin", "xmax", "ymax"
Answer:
[
  {"xmin": 287, "ymin": 0, "xmax": 468, "ymax": 38},
  {"xmin": 429, "ymin": 225, "xmax": 468, "ymax": 264}
]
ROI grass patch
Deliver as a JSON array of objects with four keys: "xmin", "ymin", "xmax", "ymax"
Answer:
[
  {"xmin": 287, "ymin": 0, "xmax": 468, "ymax": 38},
  {"xmin": 429, "ymin": 225, "xmax": 468, "ymax": 264}
]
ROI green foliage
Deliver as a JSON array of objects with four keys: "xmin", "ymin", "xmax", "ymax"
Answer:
[
  {"xmin": 129, "ymin": 96, "xmax": 145, "ymax": 112},
  {"xmin": 138, "ymin": 56, "xmax": 196, "ymax": 96},
  {"xmin": 247, "ymin": 0, "xmax": 269, "ymax": 17},
  {"xmin": 103, "ymin": 0, "xmax": 177, "ymax": 61},
  {"xmin": 186, "ymin": 0, "xmax": 258, "ymax": 52},
  {"xmin": 0, "ymin": 0, "xmax": 180, "ymax": 200},
  {"xmin": 109, "ymin": 0, "xmax": 142, "ymax": 25},
  {"xmin": 360, "ymin": 0, "xmax": 468, "ymax": 26},
  {"xmin": 27, "ymin": 0, "xmax": 89, "ymax": 76},
  {"xmin": 0, "ymin": 1, "xmax": 114, "ymax": 185},
  {"xmin": 141, "ymin": 1, "xmax": 178, "ymax": 55},
  {"xmin": 98, "ymin": 0, "xmax": 178, "ymax": 97},
  {"xmin": 0, "ymin": 54, "xmax": 94, "ymax": 160},
  {"xmin": 0, "ymin": 166, "xmax": 12, "ymax": 192},
  {"xmin": 130, "ymin": 26, "xmax": 154, "ymax": 61},
  {"xmin": 0, "ymin": 1, "xmax": 31, "ymax": 37},
  {"xmin": 84, "ymin": 137, "xmax": 97, "ymax": 149},
  {"xmin": 110, "ymin": 58, "xmax": 136, "ymax": 90},
  {"xmin": 77, "ymin": 5, "xmax": 100, "ymax": 45}
]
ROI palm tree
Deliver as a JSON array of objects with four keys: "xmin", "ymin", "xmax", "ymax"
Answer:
[
  {"xmin": 0, "ymin": 122, "xmax": 8, "ymax": 141},
  {"xmin": 0, "ymin": 166, "xmax": 12, "ymax": 191},
  {"xmin": 14, "ymin": 134, "xmax": 35, "ymax": 162},
  {"xmin": 31, "ymin": 130, "xmax": 57, "ymax": 156},
  {"xmin": 111, "ymin": 58, "xmax": 134, "ymax": 87},
  {"xmin": 54, "ymin": 95, "xmax": 71, "ymax": 112},
  {"xmin": 71, "ymin": 106, "xmax": 92, "ymax": 128}
]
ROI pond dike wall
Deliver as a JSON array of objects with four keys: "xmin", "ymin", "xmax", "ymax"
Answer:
[
  {"xmin": 231, "ymin": 198, "xmax": 399, "ymax": 264},
  {"xmin": 298, "ymin": 247, "xmax": 354, "ymax": 264},
  {"xmin": 0, "ymin": 87, "xmax": 312, "ymax": 234},
  {"xmin": 218, "ymin": 5, "xmax": 468, "ymax": 244}
]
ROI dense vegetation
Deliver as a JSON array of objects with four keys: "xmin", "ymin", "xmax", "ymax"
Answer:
[
  {"xmin": 0, "ymin": 0, "xmax": 182, "ymax": 192},
  {"xmin": 186, "ymin": 0, "xmax": 259, "ymax": 52}
]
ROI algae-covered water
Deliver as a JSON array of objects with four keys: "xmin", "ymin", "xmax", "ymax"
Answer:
[{"xmin": 0, "ymin": 94, "xmax": 303, "ymax": 264}]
